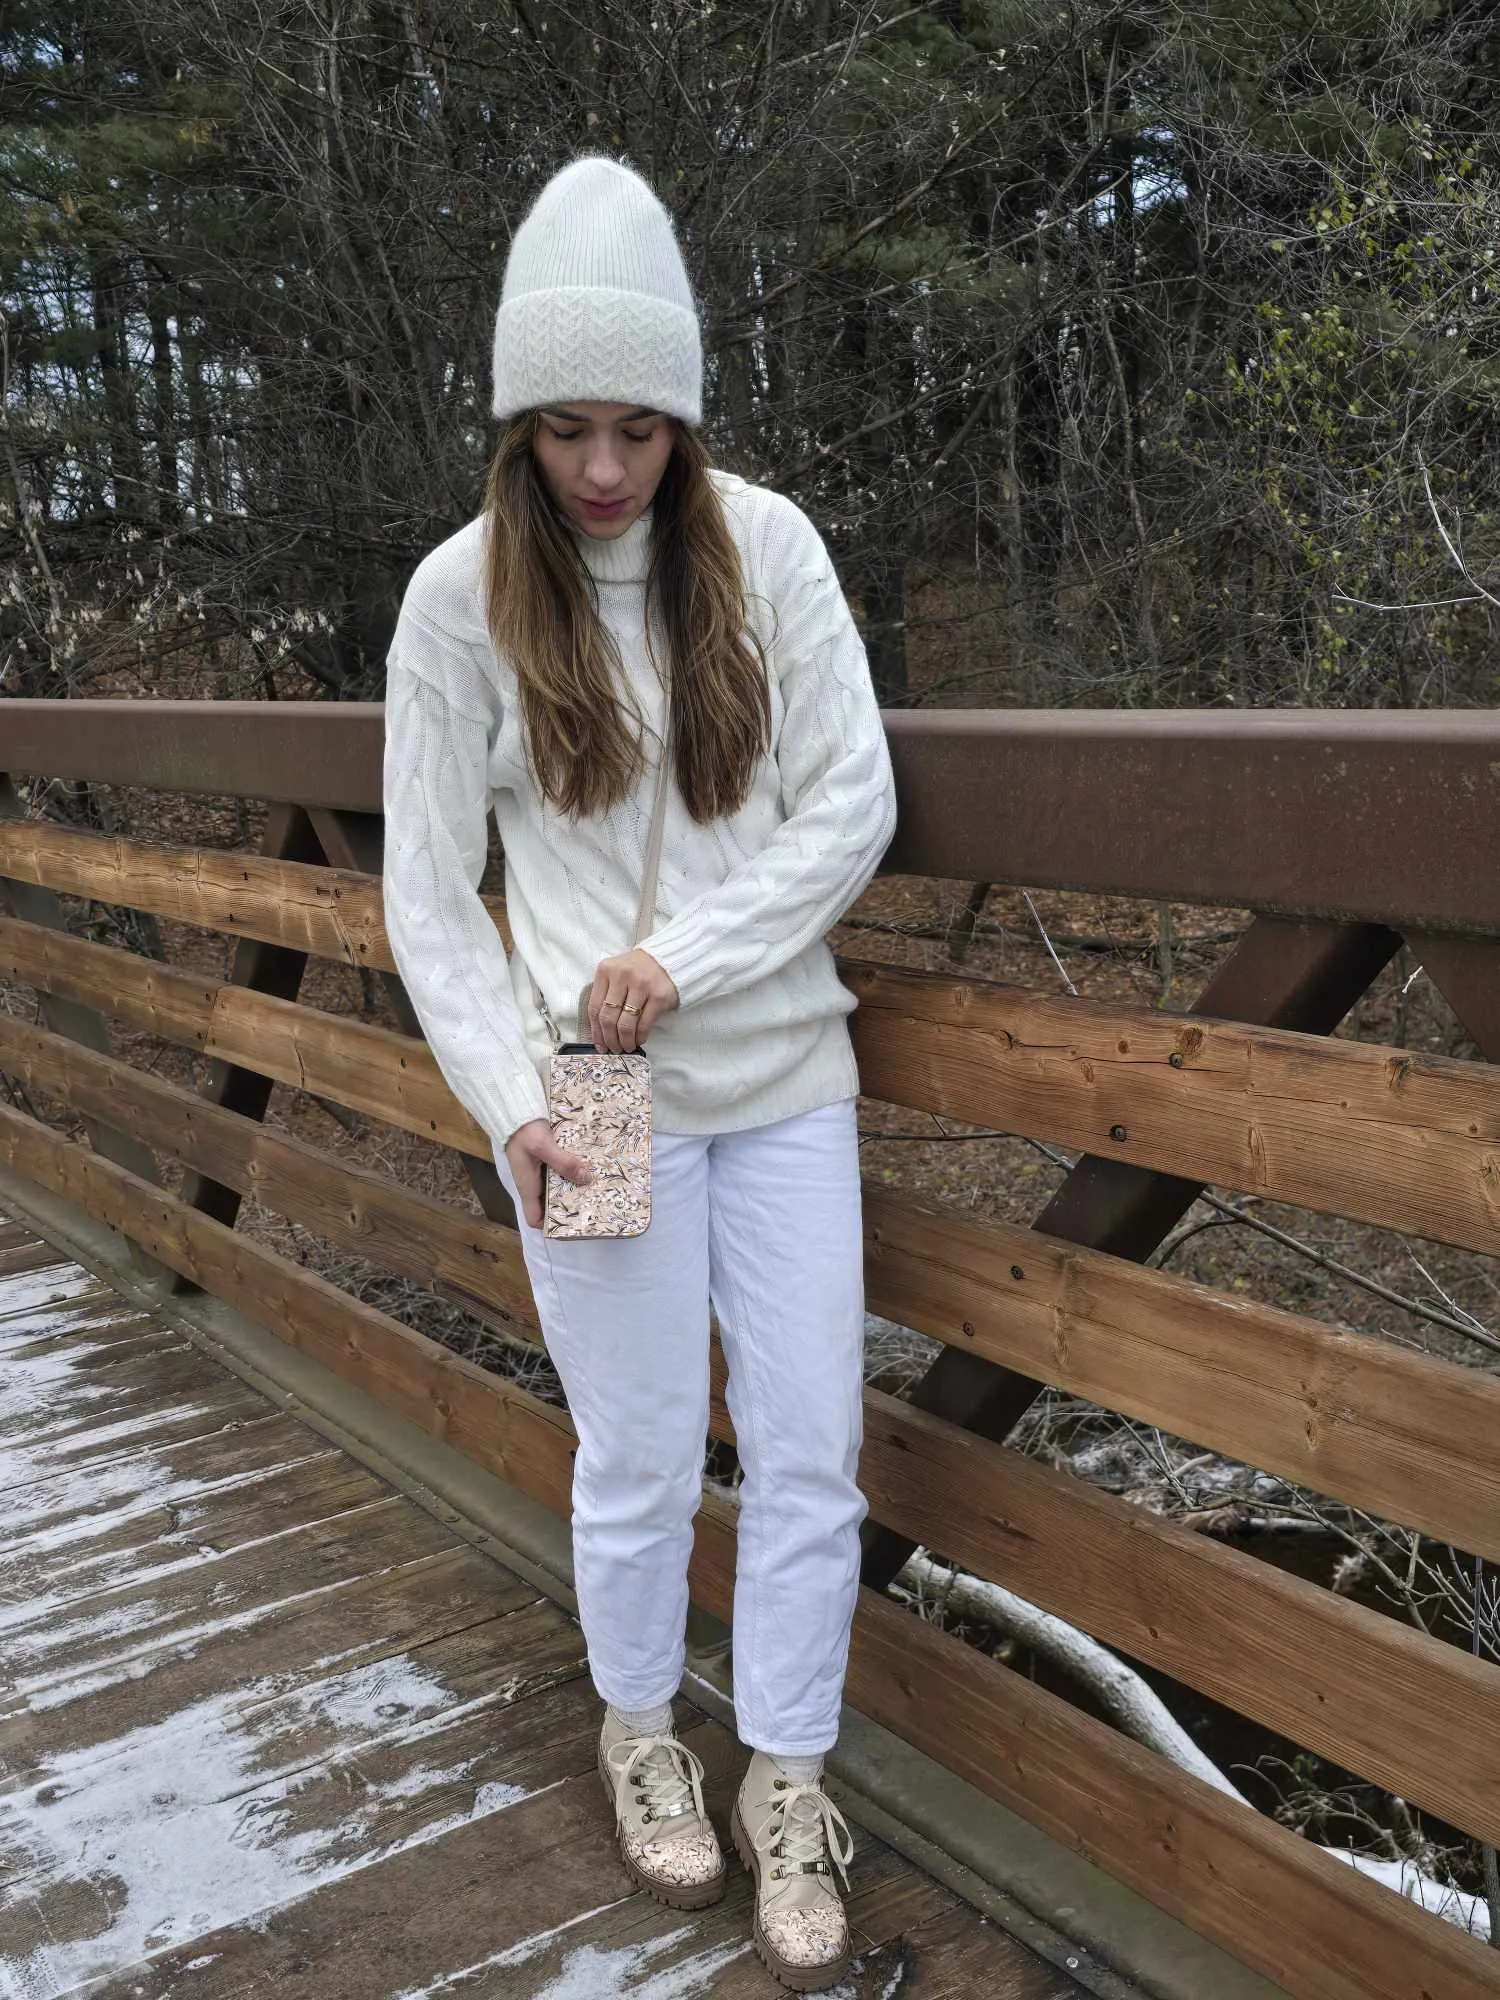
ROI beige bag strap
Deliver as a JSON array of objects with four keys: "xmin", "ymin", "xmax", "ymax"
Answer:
[
  {"xmin": 630, "ymin": 717, "xmax": 673, "ymax": 947},
  {"xmin": 529, "ymin": 715, "xmax": 673, "ymax": 1048}
]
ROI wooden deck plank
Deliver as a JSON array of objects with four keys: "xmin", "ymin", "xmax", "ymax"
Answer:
[
  {"xmin": 44, "ymin": 1742, "xmax": 648, "ymax": 1999},
  {"xmin": 0, "ymin": 1379, "xmax": 273, "ymax": 1500},
  {"xmin": 0, "ymin": 1496, "xmax": 461, "ymax": 1716},
  {"xmin": 0, "ymin": 1261, "xmax": 112, "ymax": 1326},
  {"xmin": 0, "ymin": 1319, "xmax": 191, "ymax": 1407},
  {"xmin": 0, "ymin": 1410, "xmax": 328, "ymax": 1552},
  {"xmin": 0, "ymin": 1626, "xmax": 595, "ymax": 1994},
  {"xmin": 849, "ymin": 1902, "xmax": 1086, "ymax": 1998},
  {"xmin": 1, "ymin": 1316, "xmax": 175, "ymax": 1376},
  {"xmin": 3, "ymin": 1598, "xmax": 586, "ymax": 1850},
  {"xmin": 0, "ymin": 1448, "xmax": 389, "ymax": 1633},
  {"xmin": 0, "ymin": 1337, "xmax": 249, "ymax": 1458},
  {"xmin": 72, "ymin": 1729, "xmax": 929, "ymax": 2000},
  {"xmin": 0, "ymin": 1543, "xmax": 539, "ymax": 1789},
  {"xmin": 67, "ymin": 1711, "xmax": 1075, "ymax": 2000},
  {"xmin": 0, "ymin": 1231, "xmax": 1096, "ymax": 2000},
  {"xmin": 0, "ymin": 1238, "xmax": 70, "ymax": 1280},
  {"xmin": 0, "ymin": 1303, "xmax": 159, "ymax": 1356}
]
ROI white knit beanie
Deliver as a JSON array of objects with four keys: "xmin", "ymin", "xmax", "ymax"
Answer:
[{"xmin": 491, "ymin": 155, "xmax": 702, "ymax": 425}]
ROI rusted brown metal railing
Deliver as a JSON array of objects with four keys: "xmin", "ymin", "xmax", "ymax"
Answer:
[{"xmin": 1, "ymin": 700, "xmax": 1498, "ymax": 2000}]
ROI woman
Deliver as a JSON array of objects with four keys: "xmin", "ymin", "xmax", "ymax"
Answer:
[{"xmin": 381, "ymin": 153, "xmax": 897, "ymax": 1991}]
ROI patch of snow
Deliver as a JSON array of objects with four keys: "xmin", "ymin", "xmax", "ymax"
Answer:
[
  {"xmin": 525, "ymin": 1931, "xmax": 752, "ymax": 1999},
  {"xmin": 10, "ymin": 1498, "xmax": 405, "ymax": 1710},
  {"xmin": 394, "ymin": 1915, "xmax": 749, "ymax": 2000},
  {"xmin": 0, "ymin": 1447, "xmax": 333, "ymax": 1574},
  {"xmin": 1326, "ymin": 1848, "xmax": 1492, "ymax": 1942},
  {"xmin": 0, "ymin": 1646, "xmax": 570, "ymax": 1996},
  {"xmin": 0, "ymin": 1268, "xmax": 104, "ymax": 1324},
  {"xmin": 0, "ymin": 1464, "xmax": 368, "ymax": 1641},
  {"xmin": 0, "ymin": 1399, "xmax": 244, "ymax": 1497}
]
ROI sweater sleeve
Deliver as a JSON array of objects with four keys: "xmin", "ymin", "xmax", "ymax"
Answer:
[
  {"xmin": 634, "ymin": 506, "xmax": 898, "ymax": 1009},
  {"xmin": 381, "ymin": 603, "xmax": 551, "ymax": 1154}
]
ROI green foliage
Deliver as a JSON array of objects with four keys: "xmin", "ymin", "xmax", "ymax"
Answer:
[{"xmin": 1216, "ymin": 115, "xmax": 1500, "ymax": 682}]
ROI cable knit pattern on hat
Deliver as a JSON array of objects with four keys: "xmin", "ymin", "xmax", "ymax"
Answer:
[
  {"xmin": 380, "ymin": 470, "xmax": 898, "ymax": 1155},
  {"xmin": 492, "ymin": 156, "xmax": 702, "ymax": 422}
]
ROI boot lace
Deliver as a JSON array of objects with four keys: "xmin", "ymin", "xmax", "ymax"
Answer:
[
  {"xmin": 754, "ymin": 1781, "xmax": 854, "ymax": 1889},
  {"xmin": 608, "ymin": 1732, "xmax": 707, "ymax": 1831}
]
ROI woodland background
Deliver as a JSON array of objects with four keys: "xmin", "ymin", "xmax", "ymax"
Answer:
[
  {"xmin": 2, "ymin": 0, "xmax": 1499, "ymax": 1951},
  {"xmin": 3, "ymin": 0, "xmax": 1500, "ymax": 708}
]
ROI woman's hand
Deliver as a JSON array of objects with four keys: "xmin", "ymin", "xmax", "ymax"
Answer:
[
  {"xmin": 584, "ymin": 947, "xmax": 679, "ymax": 1053},
  {"xmin": 505, "ymin": 1118, "xmax": 594, "ymax": 1230}
]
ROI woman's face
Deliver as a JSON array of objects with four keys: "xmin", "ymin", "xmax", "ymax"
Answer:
[{"xmin": 531, "ymin": 402, "xmax": 675, "ymax": 539}]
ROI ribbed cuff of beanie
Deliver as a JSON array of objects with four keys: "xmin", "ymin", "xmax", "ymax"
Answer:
[{"xmin": 491, "ymin": 286, "xmax": 702, "ymax": 424}]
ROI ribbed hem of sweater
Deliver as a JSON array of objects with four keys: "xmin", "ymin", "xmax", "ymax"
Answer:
[{"xmin": 643, "ymin": 1018, "xmax": 861, "ymax": 1136}]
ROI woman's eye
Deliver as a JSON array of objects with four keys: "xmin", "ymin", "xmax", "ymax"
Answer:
[
  {"xmin": 548, "ymin": 427, "xmax": 584, "ymax": 442},
  {"xmin": 624, "ymin": 429, "xmax": 656, "ymax": 444}
]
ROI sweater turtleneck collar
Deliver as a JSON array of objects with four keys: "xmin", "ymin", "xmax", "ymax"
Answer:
[{"xmin": 572, "ymin": 505, "xmax": 652, "ymax": 585}]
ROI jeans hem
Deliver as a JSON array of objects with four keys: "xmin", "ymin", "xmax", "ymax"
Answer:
[{"xmin": 737, "ymin": 1726, "xmax": 840, "ymax": 1759}]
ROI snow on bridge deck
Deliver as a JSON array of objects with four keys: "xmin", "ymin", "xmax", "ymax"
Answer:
[{"xmin": 0, "ymin": 1210, "xmax": 1091, "ymax": 2000}]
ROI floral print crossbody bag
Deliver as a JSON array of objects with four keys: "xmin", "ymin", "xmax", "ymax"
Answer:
[{"xmin": 527, "ymin": 723, "xmax": 672, "ymax": 1241}]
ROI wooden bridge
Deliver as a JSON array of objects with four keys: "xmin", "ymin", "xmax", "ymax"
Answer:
[{"xmin": 0, "ymin": 702, "xmax": 1497, "ymax": 2000}]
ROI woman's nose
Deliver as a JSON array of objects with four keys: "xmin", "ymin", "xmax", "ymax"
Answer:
[{"xmin": 583, "ymin": 445, "xmax": 626, "ymax": 490}]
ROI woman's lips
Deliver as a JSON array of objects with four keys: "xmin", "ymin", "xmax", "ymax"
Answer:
[{"xmin": 579, "ymin": 497, "xmax": 628, "ymax": 519}]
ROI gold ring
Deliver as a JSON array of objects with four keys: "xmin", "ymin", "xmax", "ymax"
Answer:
[{"xmin": 619, "ymin": 1002, "xmax": 642, "ymax": 1015}]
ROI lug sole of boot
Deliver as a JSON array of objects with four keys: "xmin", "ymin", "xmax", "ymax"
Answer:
[
  {"xmin": 597, "ymin": 1754, "xmax": 727, "ymax": 1912},
  {"xmin": 731, "ymin": 1799, "xmax": 852, "ymax": 1994}
]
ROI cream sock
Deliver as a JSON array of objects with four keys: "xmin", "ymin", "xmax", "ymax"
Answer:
[
  {"xmin": 769, "ymin": 1752, "xmax": 824, "ymax": 1784},
  {"xmin": 608, "ymin": 1700, "xmax": 675, "ymax": 1736}
]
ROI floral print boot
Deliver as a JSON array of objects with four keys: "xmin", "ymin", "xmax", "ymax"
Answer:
[
  {"xmin": 597, "ymin": 1708, "xmax": 726, "ymax": 1909},
  {"xmin": 732, "ymin": 1750, "xmax": 855, "ymax": 1991}
]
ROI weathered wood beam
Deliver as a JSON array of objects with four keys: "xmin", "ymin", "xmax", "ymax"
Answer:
[{"xmin": 859, "ymin": 917, "xmax": 1402, "ymax": 1591}]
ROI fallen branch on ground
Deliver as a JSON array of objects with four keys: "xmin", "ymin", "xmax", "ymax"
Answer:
[{"xmin": 894, "ymin": 1550, "xmax": 1492, "ymax": 1942}]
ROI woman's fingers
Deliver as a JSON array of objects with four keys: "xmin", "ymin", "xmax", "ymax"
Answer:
[
  {"xmin": 590, "ymin": 976, "xmax": 633, "ymax": 1052},
  {"xmin": 631, "ymin": 992, "xmax": 666, "ymax": 1042},
  {"xmin": 504, "ymin": 1120, "xmax": 593, "ymax": 1230},
  {"xmin": 509, "ymin": 1147, "xmax": 544, "ymax": 1229},
  {"xmin": 593, "ymin": 979, "xmax": 618, "ymax": 1053},
  {"xmin": 587, "ymin": 948, "xmax": 679, "ymax": 1052},
  {"xmin": 609, "ymin": 975, "xmax": 643, "ymax": 1052},
  {"xmin": 541, "ymin": 1136, "xmax": 594, "ymax": 1185}
]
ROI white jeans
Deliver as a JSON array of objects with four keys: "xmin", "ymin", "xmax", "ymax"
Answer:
[{"xmin": 495, "ymin": 1096, "xmax": 867, "ymax": 1756}]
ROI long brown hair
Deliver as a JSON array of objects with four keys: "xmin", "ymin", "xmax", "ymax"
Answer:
[{"xmin": 482, "ymin": 414, "xmax": 772, "ymax": 822}]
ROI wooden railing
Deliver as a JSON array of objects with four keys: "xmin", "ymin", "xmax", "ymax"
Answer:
[{"xmin": 2, "ymin": 701, "xmax": 1498, "ymax": 2000}]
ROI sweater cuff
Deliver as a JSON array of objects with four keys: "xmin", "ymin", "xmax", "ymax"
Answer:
[
  {"xmin": 637, "ymin": 915, "xmax": 761, "ymax": 1012},
  {"xmin": 477, "ymin": 1064, "xmax": 553, "ymax": 1155}
]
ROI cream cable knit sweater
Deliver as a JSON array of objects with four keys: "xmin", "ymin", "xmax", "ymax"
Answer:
[{"xmin": 380, "ymin": 469, "xmax": 898, "ymax": 1155}]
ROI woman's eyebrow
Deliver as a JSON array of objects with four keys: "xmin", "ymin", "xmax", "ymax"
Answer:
[{"xmin": 539, "ymin": 405, "xmax": 659, "ymax": 423}]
